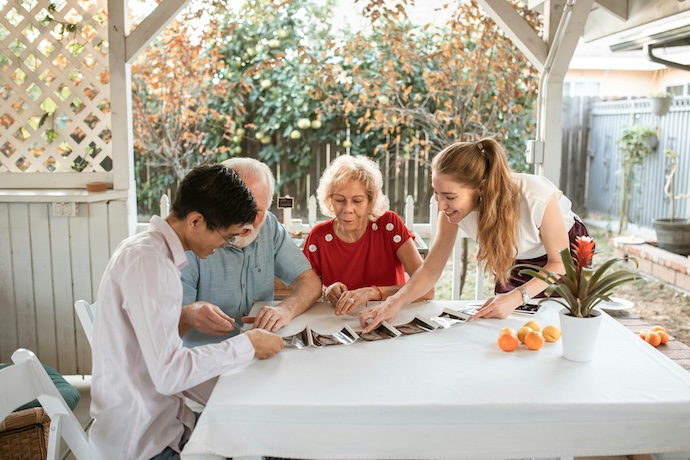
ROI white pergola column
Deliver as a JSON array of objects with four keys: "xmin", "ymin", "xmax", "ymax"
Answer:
[
  {"xmin": 477, "ymin": 0, "xmax": 595, "ymax": 188},
  {"xmin": 108, "ymin": 0, "xmax": 192, "ymax": 234}
]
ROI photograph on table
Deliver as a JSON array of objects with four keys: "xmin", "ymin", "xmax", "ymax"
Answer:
[
  {"xmin": 431, "ymin": 308, "xmax": 472, "ymax": 328},
  {"xmin": 283, "ymin": 328, "xmax": 311, "ymax": 349},
  {"xmin": 358, "ymin": 322, "xmax": 401, "ymax": 341},
  {"xmin": 311, "ymin": 325, "xmax": 359, "ymax": 348},
  {"xmin": 395, "ymin": 316, "xmax": 439, "ymax": 335},
  {"xmin": 514, "ymin": 301, "xmax": 544, "ymax": 315}
]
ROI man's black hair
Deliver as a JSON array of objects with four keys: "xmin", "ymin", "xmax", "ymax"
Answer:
[{"xmin": 170, "ymin": 163, "xmax": 257, "ymax": 230}]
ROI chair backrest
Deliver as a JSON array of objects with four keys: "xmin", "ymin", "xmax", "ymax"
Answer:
[
  {"xmin": 0, "ymin": 349, "xmax": 89, "ymax": 460},
  {"xmin": 74, "ymin": 300, "xmax": 95, "ymax": 347}
]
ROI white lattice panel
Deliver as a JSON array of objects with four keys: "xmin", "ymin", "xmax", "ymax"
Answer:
[{"xmin": 0, "ymin": 0, "xmax": 111, "ymax": 174}]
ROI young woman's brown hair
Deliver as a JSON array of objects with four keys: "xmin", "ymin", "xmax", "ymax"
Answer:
[{"xmin": 432, "ymin": 138, "xmax": 519, "ymax": 285}]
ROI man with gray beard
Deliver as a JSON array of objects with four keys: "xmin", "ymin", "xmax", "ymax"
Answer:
[{"xmin": 179, "ymin": 158, "xmax": 322, "ymax": 347}]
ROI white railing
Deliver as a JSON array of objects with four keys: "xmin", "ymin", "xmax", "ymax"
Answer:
[{"xmin": 157, "ymin": 193, "xmax": 484, "ymax": 300}]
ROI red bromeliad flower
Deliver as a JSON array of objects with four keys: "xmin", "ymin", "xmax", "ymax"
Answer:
[{"xmin": 572, "ymin": 236, "xmax": 595, "ymax": 272}]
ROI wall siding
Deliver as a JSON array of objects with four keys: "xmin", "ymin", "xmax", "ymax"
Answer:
[{"xmin": 0, "ymin": 200, "xmax": 127, "ymax": 374}]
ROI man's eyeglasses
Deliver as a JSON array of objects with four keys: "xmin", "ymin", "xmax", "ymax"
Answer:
[{"xmin": 215, "ymin": 229, "xmax": 238, "ymax": 249}]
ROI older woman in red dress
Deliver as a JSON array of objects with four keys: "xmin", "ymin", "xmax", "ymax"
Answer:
[{"xmin": 303, "ymin": 154, "xmax": 434, "ymax": 315}]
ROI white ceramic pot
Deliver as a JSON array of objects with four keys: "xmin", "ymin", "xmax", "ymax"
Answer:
[{"xmin": 559, "ymin": 308, "xmax": 603, "ymax": 362}]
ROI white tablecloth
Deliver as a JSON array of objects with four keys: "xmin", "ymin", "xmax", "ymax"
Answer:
[{"xmin": 182, "ymin": 300, "xmax": 690, "ymax": 459}]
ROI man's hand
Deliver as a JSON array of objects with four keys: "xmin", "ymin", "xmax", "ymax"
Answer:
[
  {"xmin": 245, "ymin": 329, "xmax": 284, "ymax": 359},
  {"xmin": 242, "ymin": 305, "xmax": 291, "ymax": 332},
  {"xmin": 180, "ymin": 301, "xmax": 237, "ymax": 337}
]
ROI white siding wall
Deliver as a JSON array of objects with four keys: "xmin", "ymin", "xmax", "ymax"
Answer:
[{"xmin": 0, "ymin": 198, "xmax": 128, "ymax": 374}]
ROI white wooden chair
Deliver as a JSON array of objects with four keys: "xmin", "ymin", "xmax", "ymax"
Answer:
[
  {"xmin": 74, "ymin": 300, "xmax": 96, "ymax": 347},
  {"xmin": 0, "ymin": 349, "xmax": 89, "ymax": 460}
]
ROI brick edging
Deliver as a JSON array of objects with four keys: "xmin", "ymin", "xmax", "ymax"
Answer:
[{"xmin": 612, "ymin": 240, "xmax": 690, "ymax": 292}]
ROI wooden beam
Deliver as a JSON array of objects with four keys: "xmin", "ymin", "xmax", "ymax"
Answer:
[
  {"xmin": 476, "ymin": 0, "xmax": 548, "ymax": 72},
  {"xmin": 595, "ymin": 0, "xmax": 628, "ymax": 21},
  {"xmin": 125, "ymin": 0, "xmax": 192, "ymax": 63},
  {"xmin": 549, "ymin": 0, "xmax": 596, "ymax": 80}
]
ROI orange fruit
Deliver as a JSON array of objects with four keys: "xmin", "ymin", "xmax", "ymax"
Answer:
[
  {"xmin": 524, "ymin": 331, "xmax": 545, "ymax": 350},
  {"xmin": 639, "ymin": 329, "xmax": 651, "ymax": 340},
  {"xmin": 652, "ymin": 325, "xmax": 667, "ymax": 334},
  {"xmin": 657, "ymin": 330, "xmax": 669, "ymax": 345},
  {"xmin": 542, "ymin": 325, "xmax": 561, "ymax": 342},
  {"xmin": 497, "ymin": 332, "xmax": 519, "ymax": 352},
  {"xmin": 523, "ymin": 320, "xmax": 541, "ymax": 332},
  {"xmin": 499, "ymin": 327, "xmax": 516, "ymax": 337},
  {"xmin": 518, "ymin": 326, "xmax": 533, "ymax": 343},
  {"xmin": 645, "ymin": 331, "xmax": 662, "ymax": 347}
]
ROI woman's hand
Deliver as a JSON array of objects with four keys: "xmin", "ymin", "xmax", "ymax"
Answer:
[
  {"xmin": 334, "ymin": 287, "xmax": 376, "ymax": 315},
  {"xmin": 324, "ymin": 282, "xmax": 348, "ymax": 305},
  {"xmin": 472, "ymin": 290, "xmax": 522, "ymax": 319},
  {"xmin": 358, "ymin": 298, "xmax": 404, "ymax": 333}
]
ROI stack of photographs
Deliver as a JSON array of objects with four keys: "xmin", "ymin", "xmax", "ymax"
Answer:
[{"xmin": 281, "ymin": 306, "xmax": 474, "ymax": 349}]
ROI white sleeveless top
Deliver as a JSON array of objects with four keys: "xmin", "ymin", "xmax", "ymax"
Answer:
[{"xmin": 458, "ymin": 173, "xmax": 576, "ymax": 260}]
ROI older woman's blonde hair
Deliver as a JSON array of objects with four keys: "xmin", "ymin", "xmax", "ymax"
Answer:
[{"xmin": 316, "ymin": 154, "xmax": 388, "ymax": 220}]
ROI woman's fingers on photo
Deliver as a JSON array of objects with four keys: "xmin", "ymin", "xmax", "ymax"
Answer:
[
  {"xmin": 358, "ymin": 309, "xmax": 371, "ymax": 328},
  {"xmin": 361, "ymin": 309, "xmax": 381, "ymax": 333},
  {"xmin": 472, "ymin": 304, "xmax": 492, "ymax": 320}
]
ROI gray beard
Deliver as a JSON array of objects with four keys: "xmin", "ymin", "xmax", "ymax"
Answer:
[
  {"xmin": 231, "ymin": 212, "xmax": 267, "ymax": 249},
  {"xmin": 232, "ymin": 225, "xmax": 259, "ymax": 248}
]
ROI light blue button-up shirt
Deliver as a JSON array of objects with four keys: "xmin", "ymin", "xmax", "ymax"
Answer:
[{"xmin": 181, "ymin": 212, "xmax": 311, "ymax": 347}]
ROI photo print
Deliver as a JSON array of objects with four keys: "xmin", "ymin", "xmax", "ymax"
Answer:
[
  {"xmin": 395, "ymin": 316, "xmax": 439, "ymax": 335},
  {"xmin": 431, "ymin": 308, "xmax": 472, "ymax": 328},
  {"xmin": 283, "ymin": 328, "xmax": 311, "ymax": 349},
  {"xmin": 358, "ymin": 322, "xmax": 401, "ymax": 341},
  {"xmin": 310, "ymin": 325, "xmax": 359, "ymax": 348},
  {"xmin": 514, "ymin": 301, "xmax": 543, "ymax": 315}
]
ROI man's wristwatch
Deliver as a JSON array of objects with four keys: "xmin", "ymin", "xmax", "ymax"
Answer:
[{"xmin": 517, "ymin": 286, "xmax": 530, "ymax": 305}]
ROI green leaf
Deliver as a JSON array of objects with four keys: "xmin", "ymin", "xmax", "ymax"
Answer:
[{"xmin": 38, "ymin": 112, "xmax": 50, "ymax": 128}]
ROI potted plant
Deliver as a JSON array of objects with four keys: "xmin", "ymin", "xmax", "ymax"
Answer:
[
  {"xmin": 512, "ymin": 236, "xmax": 639, "ymax": 362},
  {"xmin": 649, "ymin": 92, "xmax": 673, "ymax": 117},
  {"xmin": 653, "ymin": 149, "xmax": 690, "ymax": 256},
  {"xmin": 616, "ymin": 125, "xmax": 658, "ymax": 234}
]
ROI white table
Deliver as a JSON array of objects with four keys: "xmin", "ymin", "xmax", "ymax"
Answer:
[{"xmin": 182, "ymin": 300, "xmax": 690, "ymax": 459}]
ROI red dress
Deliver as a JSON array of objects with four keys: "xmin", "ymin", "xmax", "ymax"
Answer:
[{"xmin": 303, "ymin": 211, "xmax": 414, "ymax": 289}]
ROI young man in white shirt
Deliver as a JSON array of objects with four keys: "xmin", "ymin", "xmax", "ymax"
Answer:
[{"xmin": 89, "ymin": 163, "xmax": 284, "ymax": 460}]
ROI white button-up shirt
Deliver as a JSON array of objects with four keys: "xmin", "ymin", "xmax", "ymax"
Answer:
[{"xmin": 89, "ymin": 216, "xmax": 255, "ymax": 459}]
